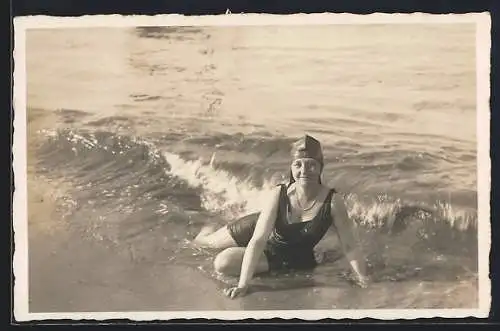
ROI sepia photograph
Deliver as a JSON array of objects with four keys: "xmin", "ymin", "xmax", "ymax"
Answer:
[{"xmin": 13, "ymin": 13, "xmax": 491, "ymax": 321}]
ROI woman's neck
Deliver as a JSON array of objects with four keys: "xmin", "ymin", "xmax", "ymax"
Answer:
[{"xmin": 295, "ymin": 181, "xmax": 321, "ymax": 201}]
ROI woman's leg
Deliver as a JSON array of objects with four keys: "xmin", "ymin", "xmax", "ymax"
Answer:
[
  {"xmin": 193, "ymin": 225, "xmax": 239, "ymax": 249},
  {"xmin": 213, "ymin": 247, "xmax": 269, "ymax": 276},
  {"xmin": 193, "ymin": 212, "xmax": 260, "ymax": 249}
]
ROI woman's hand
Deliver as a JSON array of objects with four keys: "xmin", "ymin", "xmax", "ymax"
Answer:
[
  {"xmin": 223, "ymin": 285, "xmax": 249, "ymax": 299},
  {"xmin": 341, "ymin": 270, "xmax": 371, "ymax": 288},
  {"xmin": 353, "ymin": 273, "xmax": 371, "ymax": 288},
  {"xmin": 314, "ymin": 249, "xmax": 326, "ymax": 264}
]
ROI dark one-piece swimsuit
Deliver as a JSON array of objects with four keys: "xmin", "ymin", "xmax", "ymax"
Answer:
[{"xmin": 227, "ymin": 184, "xmax": 336, "ymax": 271}]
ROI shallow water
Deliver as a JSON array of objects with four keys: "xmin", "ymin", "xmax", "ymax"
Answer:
[{"xmin": 27, "ymin": 23, "xmax": 478, "ymax": 309}]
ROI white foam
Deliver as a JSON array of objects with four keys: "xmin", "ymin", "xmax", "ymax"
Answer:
[{"xmin": 162, "ymin": 151, "xmax": 278, "ymax": 220}]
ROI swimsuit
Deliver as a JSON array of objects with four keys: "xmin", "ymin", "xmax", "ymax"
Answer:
[{"xmin": 227, "ymin": 184, "xmax": 336, "ymax": 271}]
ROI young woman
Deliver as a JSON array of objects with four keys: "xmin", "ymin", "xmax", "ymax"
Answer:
[{"xmin": 194, "ymin": 134, "xmax": 370, "ymax": 298}]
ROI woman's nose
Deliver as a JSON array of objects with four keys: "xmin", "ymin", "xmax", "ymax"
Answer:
[{"xmin": 301, "ymin": 165, "xmax": 311, "ymax": 173}]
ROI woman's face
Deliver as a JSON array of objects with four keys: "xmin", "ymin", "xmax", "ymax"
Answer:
[{"xmin": 291, "ymin": 158, "xmax": 322, "ymax": 184}]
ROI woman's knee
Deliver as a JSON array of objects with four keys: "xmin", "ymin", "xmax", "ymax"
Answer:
[{"xmin": 213, "ymin": 248, "xmax": 244, "ymax": 276}]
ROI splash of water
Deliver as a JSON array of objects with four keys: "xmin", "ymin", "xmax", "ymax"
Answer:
[
  {"xmin": 38, "ymin": 128, "xmax": 478, "ymax": 237},
  {"xmin": 161, "ymin": 151, "xmax": 279, "ymax": 220}
]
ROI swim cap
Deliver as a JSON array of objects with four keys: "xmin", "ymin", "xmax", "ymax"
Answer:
[
  {"xmin": 288, "ymin": 134, "xmax": 324, "ymax": 185},
  {"xmin": 290, "ymin": 134, "xmax": 324, "ymax": 165}
]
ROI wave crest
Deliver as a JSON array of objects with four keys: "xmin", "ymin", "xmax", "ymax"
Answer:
[{"xmin": 36, "ymin": 129, "xmax": 478, "ymax": 262}]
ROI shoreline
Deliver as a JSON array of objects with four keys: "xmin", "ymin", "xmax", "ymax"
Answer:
[{"xmin": 26, "ymin": 108, "xmax": 241, "ymax": 312}]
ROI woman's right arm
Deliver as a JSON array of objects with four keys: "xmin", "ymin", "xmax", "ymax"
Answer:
[{"xmin": 225, "ymin": 186, "xmax": 281, "ymax": 297}]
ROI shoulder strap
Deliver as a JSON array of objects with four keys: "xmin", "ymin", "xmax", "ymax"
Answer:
[
  {"xmin": 275, "ymin": 183, "xmax": 289, "ymax": 221},
  {"xmin": 328, "ymin": 188, "xmax": 336, "ymax": 200},
  {"xmin": 324, "ymin": 188, "xmax": 337, "ymax": 225}
]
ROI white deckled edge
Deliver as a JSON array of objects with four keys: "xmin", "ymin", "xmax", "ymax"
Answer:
[
  {"xmin": 12, "ymin": 23, "xmax": 29, "ymax": 321},
  {"xmin": 475, "ymin": 12, "xmax": 492, "ymax": 316},
  {"xmin": 13, "ymin": 12, "xmax": 489, "ymax": 29},
  {"xmin": 12, "ymin": 11, "xmax": 492, "ymax": 321},
  {"xmin": 11, "ymin": 308, "xmax": 492, "ymax": 322}
]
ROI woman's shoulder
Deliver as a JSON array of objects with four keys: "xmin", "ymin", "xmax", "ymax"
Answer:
[
  {"xmin": 269, "ymin": 183, "xmax": 286, "ymax": 197},
  {"xmin": 329, "ymin": 189, "xmax": 348, "ymax": 214},
  {"xmin": 259, "ymin": 185, "xmax": 285, "ymax": 212},
  {"xmin": 321, "ymin": 184, "xmax": 337, "ymax": 198},
  {"xmin": 326, "ymin": 185, "xmax": 337, "ymax": 193}
]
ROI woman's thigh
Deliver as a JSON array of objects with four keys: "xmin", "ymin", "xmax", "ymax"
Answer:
[
  {"xmin": 213, "ymin": 247, "xmax": 269, "ymax": 276},
  {"xmin": 195, "ymin": 226, "xmax": 238, "ymax": 249}
]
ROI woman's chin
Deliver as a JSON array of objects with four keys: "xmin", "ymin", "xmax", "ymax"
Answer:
[{"xmin": 296, "ymin": 178, "xmax": 318, "ymax": 185}]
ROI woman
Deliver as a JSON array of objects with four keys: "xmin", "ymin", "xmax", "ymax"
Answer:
[{"xmin": 194, "ymin": 134, "xmax": 370, "ymax": 298}]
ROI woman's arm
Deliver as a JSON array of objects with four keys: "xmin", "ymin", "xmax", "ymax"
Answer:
[
  {"xmin": 224, "ymin": 186, "xmax": 281, "ymax": 299},
  {"xmin": 331, "ymin": 193, "xmax": 370, "ymax": 287}
]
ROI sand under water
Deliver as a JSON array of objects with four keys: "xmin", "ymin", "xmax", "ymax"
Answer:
[{"xmin": 25, "ymin": 24, "xmax": 479, "ymax": 313}]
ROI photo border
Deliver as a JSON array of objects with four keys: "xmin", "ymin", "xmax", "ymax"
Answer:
[{"xmin": 12, "ymin": 12, "xmax": 492, "ymax": 322}]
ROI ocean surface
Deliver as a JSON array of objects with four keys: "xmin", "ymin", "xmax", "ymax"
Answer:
[{"xmin": 26, "ymin": 24, "xmax": 478, "ymax": 309}]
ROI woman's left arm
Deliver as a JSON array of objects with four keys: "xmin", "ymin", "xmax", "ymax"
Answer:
[{"xmin": 331, "ymin": 193, "xmax": 370, "ymax": 288}]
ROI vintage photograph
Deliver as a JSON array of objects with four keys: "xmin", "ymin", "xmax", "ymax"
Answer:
[{"xmin": 13, "ymin": 14, "xmax": 491, "ymax": 320}]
